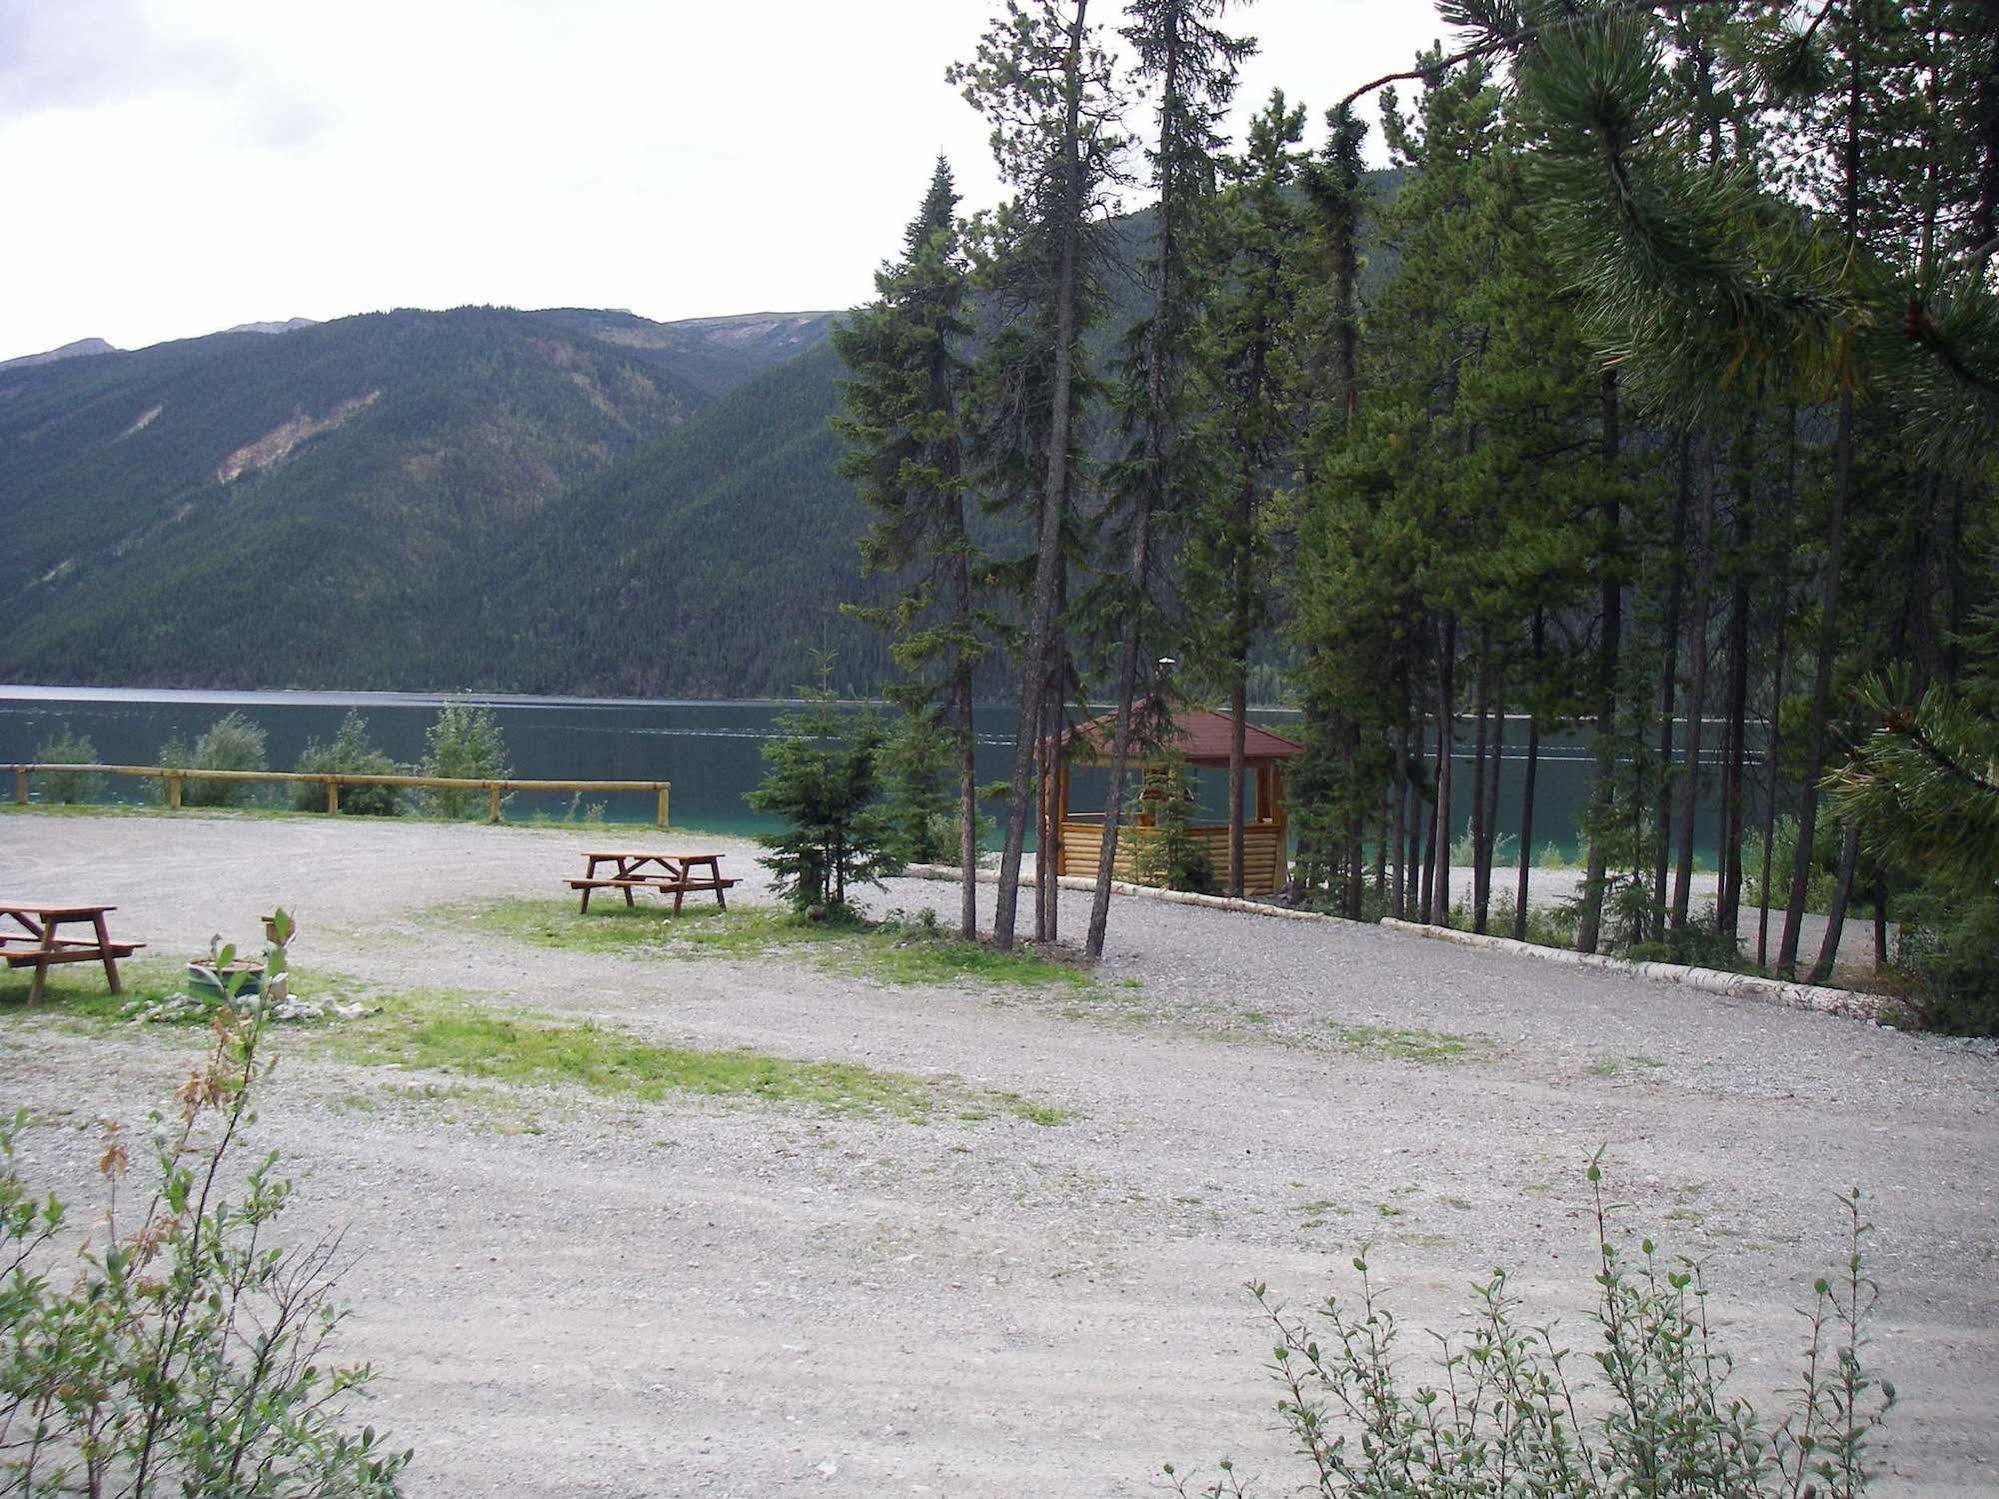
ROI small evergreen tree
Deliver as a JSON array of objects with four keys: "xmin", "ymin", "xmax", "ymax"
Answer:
[
  {"xmin": 746, "ymin": 674, "xmax": 900, "ymax": 918},
  {"xmin": 1130, "ymin": 754, "xmax": 1216, "ymax": 895},
  {"xmin": 833, "ymin": 156, "xmax": 988, "ymax": 937},
  {"xmin": 877, "ymin": 706, "xmax": 958, "ymax": 866}
]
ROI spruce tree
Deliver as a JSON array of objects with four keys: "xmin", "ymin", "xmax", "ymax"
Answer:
[
  {"xmin": 833, "ymin": 156, "xmax": 987, "ymax": 939},
  {"xmin": 951, "ymin": 0, "xmax": 1127, "ymax": 950},
  {"xmin": 1181, "ymin": 91, "xmax": 1306, "ymax": 899},
  {"xmin": 1084, "ymin": 0, "xmax": 1249, "ymax": 958}
]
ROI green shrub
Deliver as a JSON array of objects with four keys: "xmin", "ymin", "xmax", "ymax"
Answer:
[
  {"xmin": 1744, "ymin": 811, "xmax": 1841, "ymax": 913},
  {"xmin": 1479, "ymin": 893, "xmax": 1580, "ymax": 948},
  {"xmin": 1449, "ymin": 818, "xmax": 1517, "ymax": 870},
  {"xmin": 0, "ymin": 925, "xmax": 413, "ymax": 1494},
  {"xmin": 1893, "ymin": 888, "xmax": 1999, "ymax": 1036},
  {"xmin": 294, "ymin": 710, "xmax": 406, "ymax": 815},
  {"xmin": 746, "ymin": 680, "xmax": 900, "ymax": 917},
  {"xmin": 1171, "ymin": 1164, "xmax": 1892, "ymax": 1499},
  {"xmin": 879, "ymin": 706, "xmax": 957, "ymax": 864},
  {"xmin": 1130, "ymin": 755, "xmax": 1217, "ymax": 895},
  {"xmin": 420, "ymin": 701, "xmax": 510, "ymax": 818},
  {"xmin": 160, "ymin": 712, "xmax": 268, "ymax": 807},
  {"xmin": 1533, "ymin": 834, "xmax": 1588, "ymax": 870},
  {"xmin": 33, "ymin": 722, "xmax": 98, "ymax": 803}
]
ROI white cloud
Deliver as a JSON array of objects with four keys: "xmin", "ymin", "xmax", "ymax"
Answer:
[{"xmin": 3, "ymin": 0, "xmax": 1446, "ymax": 361}]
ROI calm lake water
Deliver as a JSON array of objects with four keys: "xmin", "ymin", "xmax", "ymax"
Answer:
[{"xmin": 0, "ymin": 686, "xmax": 1739, "ymax": 856}]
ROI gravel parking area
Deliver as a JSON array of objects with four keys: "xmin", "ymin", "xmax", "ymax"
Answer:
[{"xmin": 1, "ymin": 810, "xmax": 1994, "ymax": 1496}]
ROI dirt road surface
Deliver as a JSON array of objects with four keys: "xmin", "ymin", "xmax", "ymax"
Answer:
[{"xmin": 1, "ymin": 811, "xmax": 1993, "ymax": 1496}]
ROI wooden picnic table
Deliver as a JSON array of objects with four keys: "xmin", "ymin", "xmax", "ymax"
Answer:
[
  {"xmin": 569, "ymin": 851, "xmax": 737, "ymax": 915},
  {"xmin": 0, "ymin": 901, "xmax": 145, "ymax": 1004}
]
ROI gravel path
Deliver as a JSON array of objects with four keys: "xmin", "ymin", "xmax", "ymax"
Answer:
[{"xmin": 1, "ymin": 810, "xmax": 1993, "ymax": 1496}]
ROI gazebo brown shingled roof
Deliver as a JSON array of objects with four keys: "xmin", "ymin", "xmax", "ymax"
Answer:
[{"xmin": 1062, "ymin": 702, "xmax": 1305, "ymax": 765}]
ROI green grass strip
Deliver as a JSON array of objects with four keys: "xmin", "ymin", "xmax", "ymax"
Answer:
[
  {"xmin": 329, "ymin": 996, "xmax": 937, "ymax": 1117},
  {"xmin": 453, "ymin": 899, "xmax": 1095, "ymax": 991}
]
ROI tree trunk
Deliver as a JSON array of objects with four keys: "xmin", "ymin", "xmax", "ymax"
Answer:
[
  {"xmin": 1420, "ymin": 776, "xmax": 1438, "ymax": 925},
  {"xmin": 1716, "ymin": 410, "xmax": 1758, "ymax": 945},
  {"xmin": 1577, "ymin": 369, "xmax": 1622, "ymax": 953},
  {"xmin": 1757, "ymin": 407, "xmax": 1798, "ymax": 971},
  {"xmin": 1228, "ymin": 668, "xmax": 1248, "ymax": 898},
  {"xmin": 1777, "ymin": 385, "xmax": 1852, "ymax": 976},
  {"xmin": 1872, "ymin": 873, "xmax": 1889, "ymax": 973},
  {"xmin": 1431, "ymin": 615, "xmax": 1458, "ymax": 929},
  {"xmin": 1514, "ymin": 609, "xmax": 1543, "ymax": 943},
  {"xmin": 1480, "ymin": 673, "xmax": 1506, "ymax": 935},
  {"xmin": 1038, "ymin": 611, "xmax": 1068, "ymax": 945},
  {"xmin": 1671, "ymin": 470, "xmax": 1715, "ymax": 935},
  {"xmin": 1391, "ymin": 705, "xmax": 1411, "ymax": 920},
  {"xmin": 1047, "ymin": 675, "xmax": 1063, "ymax": 943},
  {"xmin": 1807, "ymin": 822, "xmax": 1861, "ymax": 986},
  {"xmin": 1652, "ymin": 434, "xmax": 1692, "ymax": 941},
  {"xmin": 957, "ymin": 664, "xmax": 979, "ymax": 942},
  {"xmin": 1756, "ymin": 599, "xmax": 1789, "ymax": 972},
  {"xmin": 993, "ymin": 2, "xmax": 1088, "ymax": 953},
  {"xmin": 1469, "ymin": 636, "xmax": 1492, "ymax": 934},
  {"xmin": 1779, "ymin": 46, "xmax": 1861, "ymax": 977},
  {"xmin": 1087, "ymin": 10, "xmax": 1183, "ymax": 961}
]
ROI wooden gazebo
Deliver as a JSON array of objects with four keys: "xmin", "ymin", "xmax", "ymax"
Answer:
[{"xmin": 1048, "ymin": 704, "xmax": 1305, "ymax": 896}]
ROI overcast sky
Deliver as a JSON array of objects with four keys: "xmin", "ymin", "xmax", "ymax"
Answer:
[{"xmin": 3, "ymin": 1, "xmax": 1450, "ymax": 362}]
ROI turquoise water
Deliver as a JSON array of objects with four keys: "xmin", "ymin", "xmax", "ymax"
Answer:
[{"xmin": 0, "ymin": 686, "xmax": 1741, "ymax": 855}]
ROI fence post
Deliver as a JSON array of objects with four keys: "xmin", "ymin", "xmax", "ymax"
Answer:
[
  {"xmin": 657, "ymin": 785, "xmax": 669, "ymax": 829},
  {"xmin": 167, "ymin": 772, "xmax": 183, "ymax": 810},
  {"xmin": 13, "ymin": 767, "xmax": 25, "ymax": 805},
  {"xmin": 488, "ymin": 784, "xmax": 502, "ymax": 824},
  {"xmin": 326, "ymin": 779, "xmax": 339, "ymax": 816}
]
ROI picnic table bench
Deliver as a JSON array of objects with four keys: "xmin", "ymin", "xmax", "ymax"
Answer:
[
  {"xmin": 0, "ymin": 901, "xmax": 145, "ymax": 1004},
  {"xmin": 568, "ymin": 851, "xmax": 737, "ymax": 915}
]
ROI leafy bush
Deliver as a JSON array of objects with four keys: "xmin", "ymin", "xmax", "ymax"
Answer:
[
  {"xmin": 1449, "ymin": 818, "xmax": 1517, "ymax": 870},
  {"xmin": 0, "ymin": 921, "xmax": 412, "ymax": 1494},
  {"xmin": 1533, "ymin": 834, "xmax": 1589, "ymax": 870},
  {"xmin": 747, "ymin": 682, "xmax": 901, "ymax": 917},
  {"xmin": 159, "ymin": 712, "xmax": 268, "ymax": 807},
  {"xmin": 32, "ymin": 723, "xmax": 98, "ymax": 804},
  {"xmin": 1171, "ymin": 1163, "xmax": 1892, "ymax": 1499},
  {"xmin": 1893, "ymin": 888, "xmax": 1999, "ymax": 1036},
  {"xmin": 420, "ymin": 701, "xmax": 510, "ymax": 818},
  {"xmin": 1744, "ymin": 811, "xmax": 1841, "ymax": 914},
  {"xmin": 294, "ymin": 710, "xmax": 406, "ymax": 816},
  {"xmin": 1480, "ymin": 894, "xmax": 1578, "ymax": 949}
]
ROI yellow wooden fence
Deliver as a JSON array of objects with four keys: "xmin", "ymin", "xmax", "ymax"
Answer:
[{"xmin": 5, "ymin": 763, "xmax": 670, "ymax": 827}]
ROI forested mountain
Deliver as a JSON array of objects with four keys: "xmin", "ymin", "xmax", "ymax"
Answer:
[
  {"xmin": 0, "ymin": 170, "xmax": 1410, "ymax": 697},
  {"xmin": 0, "ymin": 305, "xmax": 841, "ymax": 689}
]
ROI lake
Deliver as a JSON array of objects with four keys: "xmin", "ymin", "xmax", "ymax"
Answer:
[{"xmin": 0, "ymin": 686, "xmax": 1743, "ymax": 857}]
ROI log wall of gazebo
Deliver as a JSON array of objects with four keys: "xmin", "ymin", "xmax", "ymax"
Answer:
[{"xmin": 1049, "ymin": 707, "xmax": 1302, "ymax": 898}]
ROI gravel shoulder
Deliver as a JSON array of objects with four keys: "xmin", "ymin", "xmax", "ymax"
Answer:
[{"xmin": 0, "ymin": 809, "xmax": 1993, "ymax": 1496}]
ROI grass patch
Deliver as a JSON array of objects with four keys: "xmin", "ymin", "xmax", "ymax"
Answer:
[
  {"xmin": 326, "ymin": 992, "xmax": 935, "ymax": 1118},
  {"xmin": 992, "ymin": 1091, "xmax": 1071, "ymax": 1126},
  {"xmin": 1586, "ymin": 1053, "xmax": 1667, "ymax": 1078},
  {"xmin": 1325, "ymin": 1021, "xmax": 1484, "ymax": 1065},
  {"xmin": 322, "ymin": 992, "xmax": 1071, "ymax": 1125},
  {"xmin": 452, "ymin": 899, "xmax": 1094, "ymax": 992}
]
